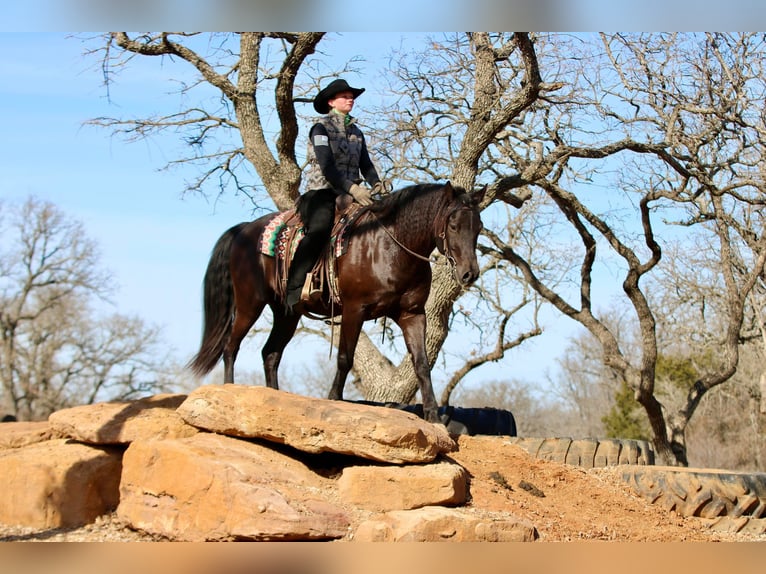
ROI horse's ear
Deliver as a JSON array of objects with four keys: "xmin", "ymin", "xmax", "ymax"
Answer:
[
  {"xmin": 471, "ymin": 185, "xmax": 487, "ymax": 206},
  {"xmin": 443, "ymin": 181, "xmax": 456, "ymax": 199}
]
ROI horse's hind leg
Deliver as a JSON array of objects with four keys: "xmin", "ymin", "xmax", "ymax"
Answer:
[
  {"xmin": 222, "ymin": 302, "xmax": 265, "ymax": 384},
  {"xmin": 261, "ymin": 307, "xmax": 301, "ymax": 389}
]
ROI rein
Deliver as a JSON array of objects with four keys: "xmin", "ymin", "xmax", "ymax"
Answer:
[
  {"xmin": 367, "ymin": 200, "xmax": 470, "ymax": 268},
  {"xmin": 369, "ymin": 211, "xmax": 435, "ymax": 263}
]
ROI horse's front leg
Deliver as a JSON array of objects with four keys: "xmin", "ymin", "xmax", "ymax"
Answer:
[
  {"xmin": 328, "ymin": 309, "xmax": 365, "ymax": 401},
  {"xmin": 398, "ymin": 311, "xmax": 440, "ymax": 423}
]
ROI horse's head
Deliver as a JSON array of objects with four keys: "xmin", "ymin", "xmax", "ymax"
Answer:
[{"xmin": 439, "ymin": 182, "xmax": 485, "ymax": 287}]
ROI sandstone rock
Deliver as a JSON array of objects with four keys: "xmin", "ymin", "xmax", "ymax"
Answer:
[
  {"xmin": 49, "ymin": 394, "xmax": 198, "ymax": 445},
  {"xmin": 117, "ymin": 433, "xmax": 350, "ymax": 541},
  {"xmin": 0, "ymin": 439, "xmax": 122, "ymax": 528},
  {"xmin": 0, "ymin": 421, "xmax": 63, "ymax": 449},
  {"xmin": 177, "ymin": 385, "xmax": 455, "ymax": 463},
  {"xmin": 353, "ymin": 506, "xmax": 538, "ymax": 542},
  {"xmin": 338, "ymin": 461, "xmax": 467, "ymax": 511}
]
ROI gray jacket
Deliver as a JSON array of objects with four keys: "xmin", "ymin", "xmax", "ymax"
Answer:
[{"xmin": 304, "ymin": 112, "xmax": 378, "ymax": 193}]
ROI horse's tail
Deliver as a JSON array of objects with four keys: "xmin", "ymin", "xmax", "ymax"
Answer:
[{"xmin": 187, "ymin": 222, "xmax": 248, "ymax": 377}]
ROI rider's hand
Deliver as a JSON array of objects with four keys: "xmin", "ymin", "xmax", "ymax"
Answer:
[
  {"xmin": 371, "ymin": 181, "xmax": 390, "ymax": 197},
  {"xmin": 349, "ymin": 183, "xmax": 373, "ymax": 206}
]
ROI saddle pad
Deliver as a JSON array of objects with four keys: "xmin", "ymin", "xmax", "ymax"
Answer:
[
  {"xmin": 259, "ymin": 211, "xmax": 303, "ymax": 257},
  {"xmin": 259, "ymin": 207, "xmax": 360, "ymax": 259}
]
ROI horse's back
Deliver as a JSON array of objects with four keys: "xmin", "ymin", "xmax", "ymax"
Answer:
[{"xmin": 229, "ymin": 213, "xmax": 281, "ymax": 301}]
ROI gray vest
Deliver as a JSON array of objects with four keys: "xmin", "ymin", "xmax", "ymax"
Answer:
[{"xmin": 304, "ymin": 113, "xmax": 365, "ymax": 192}]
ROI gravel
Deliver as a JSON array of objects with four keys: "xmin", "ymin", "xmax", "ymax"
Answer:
[{"xmin": 0, "ymin": 513, "xmax": 162, "ymax": 542}]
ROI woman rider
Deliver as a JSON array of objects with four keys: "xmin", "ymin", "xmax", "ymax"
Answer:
[{"xmin": 285, "ymin": 78, "xmax": 384, "ymax": 313}]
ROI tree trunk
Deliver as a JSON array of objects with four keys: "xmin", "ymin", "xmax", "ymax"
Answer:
[
  {"xmin": 360, "ymin": 264, "xmax": 462, "ymax": 404},
  {"xmin": 235, "ymin": 33, "xmax": 301, "ymax": 211}
]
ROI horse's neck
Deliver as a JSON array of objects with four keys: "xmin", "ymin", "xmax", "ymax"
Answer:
[{"xmin": 395, "ymin": 191, "xmax": 446, "ymax": 255}]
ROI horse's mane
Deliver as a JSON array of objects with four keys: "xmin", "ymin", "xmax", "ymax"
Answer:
[{"xmin": 367, "ymin": 182, "xmax": 465, "ymax": 220}]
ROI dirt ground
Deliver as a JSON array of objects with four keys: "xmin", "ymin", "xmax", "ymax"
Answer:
[
  {"xmin": 2, "ymin": 434, "xmax": 763, "ymax": 542},
  {"xmin": 448, "ymin": 435, "xmax": 728, "ymax": 541}
]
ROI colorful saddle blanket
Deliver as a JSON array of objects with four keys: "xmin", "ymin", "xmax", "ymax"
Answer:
[
  {"xmin": 258, "ymin": 206, "xmax": 359, "ymax": 260},
  {"xmin": 257, "ymin": 205, "xmax": 362, "ymax": 306},
  {"xmin": 259, "ymin": 209, "xmax": 302, "ymax": 259}
]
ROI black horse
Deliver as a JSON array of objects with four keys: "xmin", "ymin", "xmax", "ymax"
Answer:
[{"xmin": 188, "ymin": 182, "xmax": 484, "ymax": 422}]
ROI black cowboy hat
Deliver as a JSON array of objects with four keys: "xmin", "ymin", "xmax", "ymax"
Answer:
[{"xmin": 313, "ymin": 79, "xmax": 365, "ymax": 114}]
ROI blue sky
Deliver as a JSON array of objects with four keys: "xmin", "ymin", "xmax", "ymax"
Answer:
[
  {"xmin": 0, "ymin": 34, "xmax": 464, "ymax": 384},
  {"xmin": 6, "ymin": 27, "xmax": 763, "ymax": 403},
  {"xmin": 12, "ymin": 31, "xmax": 738, "ymax": 403},
  {"xmin": 1, "ymin": 32, "xmax": 582, "ymax": 395},
  {"xmin": 0, "ymin": 33, "xmax": 262, "ymax": 371}
]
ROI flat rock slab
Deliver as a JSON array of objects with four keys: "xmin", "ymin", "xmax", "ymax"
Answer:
[
  {"xmin": 353, "ymin": 506, "xmax": 538, "ymax": 542},
  {"xmin": 177, "ymin": 385, "xmax": 455, "ymax": 463},
  {"xmin": 339, "ymin": 462, "xmax": 468, "ymax": 511},
  {"xmin": 49, "ymin": 394, "xmax": 198, "ymax": 445},
  {"xmin": 0, "ymin": 439, "xmax": 122, "ymax": 528},
  {"xmin": 0, "ymin": 421, "xmax": 62, "ymax": 450},
  {"xmin": 117, "ymin": 433, "xmax": 350, "ymax": 541}
]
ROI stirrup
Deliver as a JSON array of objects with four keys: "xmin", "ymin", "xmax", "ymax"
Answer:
[{"xmin": 300, "ymin": 272, "xmax": 323, "ymax": 303}]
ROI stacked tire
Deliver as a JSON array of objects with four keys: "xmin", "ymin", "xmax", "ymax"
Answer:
[
  {"xmin": 505, "ymin": 435, "xmax": 766, "ymax": 533},
  {"xmin": 506, "ymin": 437, "xmax": 654, "ymax": 468},
  {"xmin": 619, "ymin": 466, "xmax": 766, "ymax": 519}
]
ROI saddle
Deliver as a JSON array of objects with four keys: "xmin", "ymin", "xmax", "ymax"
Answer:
[{"xmin": 259, "ymin": 202, "xmax": 363, "ymax": 308}]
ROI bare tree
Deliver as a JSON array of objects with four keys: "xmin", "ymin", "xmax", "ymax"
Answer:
[
  {"xmin": 551, "ymin": 331, "xmax": 618, "ymax": 439},
  {"xmin": 355, "ymin": 33, "xmax": 560, "ymax": 403},
  {"xmin": 595, "ymin": 33, "xmax": 766, "ymax": 464},
  {"xmin": 0, "ymin": 197, "xmax": 176, "ymax": 420},
  {"xmin": 88, "ymin": 32, "xmax": 553, "ymax": 407},
  {"xmin": 452, "ymin": 379, "xmax": 571, "ymax": 437},
  {"xmin": 484, "ymin": 32, "xmax": 766, "ymax": 464},
  {"xmin": 685, "ymin": 342, "xmax": 765, "ymax": 471},
  {"xmin": 85, "ymin": 33, "xmax": 766, "ymax": 466},
  {"xmin": 90, "ymin": 32, "xmax": 325, "ymax": 210},
  {"xmin": 382, "ymin": 32, "xmax": 766, "ymax": 464}
]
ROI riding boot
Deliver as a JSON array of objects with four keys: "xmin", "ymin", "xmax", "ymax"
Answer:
[
  {"xmin": 284, "ymin": 281, "xmax": 304, "ymax": 315},
  {"xmin": 286, "ymin": 187, "xmax": 336, "ymax": 314},
  {"xmin": 284, "ymin": 273, "xmax": 306, "ymax": 315},
  {"xmin": 284, "ymin": 238, "xmax": 321, "ymax": 314}
]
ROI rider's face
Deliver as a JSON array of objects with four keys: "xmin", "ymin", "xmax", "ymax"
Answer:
[{"xmin": 328, "ymin": 91, "xmax": 355, "ymax": 114}]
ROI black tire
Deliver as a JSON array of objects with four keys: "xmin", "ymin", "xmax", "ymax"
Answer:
[
  {"xmin": 619, "ymin": 466, "xmax": 766, "ymax": 519},
  {"xmin": 352, "ymin": 402, "xmax": 517, "ymax": 436},
  {"xmin": 506, "ymin": 437, "xmax": 655, "ymax": 468}
]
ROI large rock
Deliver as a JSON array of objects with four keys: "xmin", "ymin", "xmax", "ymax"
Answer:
[
  {"xmin": 338, "ymin": 462, "xmax": 467, "ymax": 511},
  {"xmin": 0, "ymin": 439, "xmax": 122, "ymax": 528},
  {"xmin": 117, "ymin": 432, "xmax": 350, "ymax": 541},
  {"xmin": 49, "ymin": 394, "xmax": 198, "ymax": 445},
  {"xmin": 353, "ymin": 506, "xmax": 538, "ymax": 542},
  {"xmin": 0, "ymin": 421, "xmax": 62, "ymax": 449},
  {"xmin": 177, "ymin": 385, "xmax": 455, "ymax": 463}
]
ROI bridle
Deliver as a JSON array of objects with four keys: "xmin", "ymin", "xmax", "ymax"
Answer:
[
  {"xmin": 370, "ymin": 196, "xmax": 478, "ymax": 270},
  {"xmin": 437, "ymin": 204, "xmax": 473, "ymax": 270}
]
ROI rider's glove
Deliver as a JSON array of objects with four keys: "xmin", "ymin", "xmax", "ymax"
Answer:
[{"xmin": 349, "ymin": 183, "xmax": 373, "ymax": 206}]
